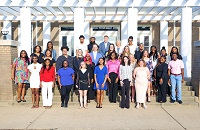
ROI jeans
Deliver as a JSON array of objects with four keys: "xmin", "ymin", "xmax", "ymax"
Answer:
[
  {"xmin": 170, "ymin": 75, "xmax": 182, "ymax": 101},
  {"xmin": 61, "ymin": 85, "xmax": 73, "ymax": 105}
]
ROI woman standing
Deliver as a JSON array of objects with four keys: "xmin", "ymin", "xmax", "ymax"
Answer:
[
  {"xmin": 57, "ymin": 60, "xmax": 74, "ymax": 108},
  {"xmin": 84, "ymin": 53, "xmax": 95, "ymax": 102},
  {"xmin": 155, "ymin": 56, "xmax": 168, "ymax": 103},
  {"xmin": 142, "ymin": 50, "xmax": 153, "ymax": 102},
  {"xmin": 11, "ymin": 50, "xmax": 30, "ymax": 103},
  {"xmin": 170, "ymin": 46, "xmax": 182, "ymax": 60},
  {"xmin": 94, "ymin": 58, "xmax": 108, "ymax": 108},
  {"xmin": 44, "ymin": 41, "xmax": 57, "ymax": 61},
  {"xmin": 160, "ymin": 46, "xmax": 170, "ymax": 63},
  {"xmin": 119, "ymin": 56, "xmax": 133, "ymax": 109},
  {"xmin": 28, "ymin": 54, "xmax": 42, "ymax": 108},
  {"xmin": 133, "ymin": 59, "xmax": 150, "ymax": 109},
  {"xmin": 106, "ymin": 52, "xmax": 120, "ymax": 103},
  {"xmin": 76, "ymin": 62, "xmax": 90, "ymax": 109},
  {"xmin": 149, "ymin": 46, "xmax": 160, "ymax": 69},
  {"xmin": 40, "ymin": 59, "xmax": 55, "ymax": 109},
  {"xmin": 73, "ymin": 49, "xmax": 84, "ymax": 73},
  {"xmin": 120, "ymin": 46, "xmax": 131, "ymax": 59},
  {"xmin": 129, "ymin": 54, "xmax": 137, "ymax": 102},
  {"xmin": 30, "ymin": 45, "xmax": 44, "ymax": 64},
  {"xmin": 44, "ymin": 50, "xmax": 56, "ymax": 67},
  {"xmin": 105, "ymin": 43, "xmax": 116, "ymax": 60}
]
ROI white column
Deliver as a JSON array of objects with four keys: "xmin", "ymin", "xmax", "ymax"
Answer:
[
  {"xmin": 160, "ymin": 21, "xmax": 168, "ymax": 52},
  {"xmin": 74, "ymin": 8, "xmax": 84, "ymax": 52},
  {"xmin": 43, "ymin": 21, "xmax": 51, "ymax": 51},
  {"xmin": 84, "ymin": 21, "xmax": 90, "ymax": 45},
  {"xmin": 121, "ymin": 21, "xmax": 128, "ymax": 47},
  {"xmin": 127, "ymin": 8, "xmax": 138, "ymax": 45},
  {"xmin": 18, "ymin": 24, "xmax": 21, "ymax": 57},
  {"xmin": 20, "ymin": 7, "xmax": 31, "ymax": 56},
  {"xmin": 3, "ymin": 21, "xmax": 12, "ymax": 40},
  {"xmin": 181, "ymin": 7, "xmax": 192, "ymax": 78}
]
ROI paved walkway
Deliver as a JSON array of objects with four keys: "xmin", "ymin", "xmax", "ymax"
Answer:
[{"xmin": 0, "ymin": 103, "xmax": 200, "ymax": 130}]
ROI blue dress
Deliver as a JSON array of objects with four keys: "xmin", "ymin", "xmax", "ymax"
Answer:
[{"xmin": 93, "ymin": 66, "xmax": 108, "ymax": 90}]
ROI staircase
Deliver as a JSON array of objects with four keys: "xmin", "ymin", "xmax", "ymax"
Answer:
[{"xmin": 12, "ymin": 81, "xmax": 199, "ymax": 107}]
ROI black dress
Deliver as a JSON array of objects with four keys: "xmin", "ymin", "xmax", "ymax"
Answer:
[
  {"xmin": 87, "ymin": 63, "xmax": 95, "ymax": 100},
  {"xmin": 76, "ymin": 69, "xmax": 90, "ymax": 90},
  {"xmin": 30, "ymin": 53, "xmax": 45, "ymax": 64}
]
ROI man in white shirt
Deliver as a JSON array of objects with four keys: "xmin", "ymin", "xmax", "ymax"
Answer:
[
  {"xmin": 76, "ymin": 35, "xmax": 88, "ymax": 56},
  {"xmin": 127, "ymin": 36, "xmax": 137, "ymax": 55}
]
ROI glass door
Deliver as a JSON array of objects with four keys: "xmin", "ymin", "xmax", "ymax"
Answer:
[
  {"xmin": 59, "ymin": 32, "xmax": 74, "ymax": 56},
  {"xmin": 137, "ymin": 30, "xmax": 152, "ymax": 52}
]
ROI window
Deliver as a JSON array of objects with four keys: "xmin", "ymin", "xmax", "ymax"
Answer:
[
  {"xmin": 61, "ymin": 27, "xmax": 74, "ymax": 31},
  {"xmin": 62, "ymin": 36, "xmax": 67, "ymax": 47},
  {"xmin": 93, "ymin": 27, "xmax": 118, "ymax": 31}
]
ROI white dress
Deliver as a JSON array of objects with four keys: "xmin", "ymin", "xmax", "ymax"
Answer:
[
  {"xmin": 135, "ymin": 67, "xmax": 148, "ymax": 103},
  {"xmin": 28, "ymin": 63, "xmax": 42, "ymax": 88}
]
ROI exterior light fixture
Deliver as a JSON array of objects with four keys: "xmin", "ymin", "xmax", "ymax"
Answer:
[{"xmin": 1, "ymin": 30, "xmax": 9, "ymax": 40}]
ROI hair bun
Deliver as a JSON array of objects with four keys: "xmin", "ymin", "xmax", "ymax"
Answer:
[{"xmin": 162, "ymin": 46, "xmax": 165, "ymax": 50}]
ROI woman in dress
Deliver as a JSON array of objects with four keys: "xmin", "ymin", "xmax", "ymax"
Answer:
[
  {"xmin": 44, "ymin": 50, "xmax": 56, "ymax": 67},
  {"xmin": 142, "ymin": 50, "xmax": 153, "ymax": 102},
  {"xmin": 30, "ymin": 45, "xmax": 44, "ymax": 64},
  {"xmin": 133, "ymin": 59, "xmax": 150, "ymax": 109},
  {"xmin": 84, "ymin": 53, "xmax": 95, "ymax": 102},
  {"xmin": 76, "ymin": 61, "xmax": 90, "ymax": 109},
  {"xmin": 105, "ymin": 43, "xmax": 116, "ymax": 61},
  {"xmin": 94, "ymin": 58, "xmax": 108, "ymax": 108},
  {"xmin": 57, "ymin": 60, "xmax": 74, "ymax": 108},
  {"xmin": 11, "ymin": 50, "xmax": 30, "ymax": 103},
  {"xmin": 40, "ymin": 59, "xmax": 55, "ymax": 109},
  {"xmin": 119, "ymin": 56, "xmax": 133, "ymax": 109},
  {"xmin": 43, "ymin": 41, "xmax": 57, "ymax": 61},
  {"xmin": 73, "ymin": 49, "xmax": 84, "ymax": 74},
  {"xmin": 28, "ymin": 54, "xmax": 42, "ymax": 108},
  {"xmin": 106, "ymin": 52, "xmax": 120, "ymax": 103},
  {"xmin": 155, "ymin": 56, "xmax": 168, "ymax": 103},
  {"xmin": 129, "ymin": 54, "xmax": 137, "ymax": 102}
]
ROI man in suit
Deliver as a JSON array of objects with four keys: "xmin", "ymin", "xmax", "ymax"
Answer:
[
  {"xmin": 90, "ymin": 44, "xmax": 102, "ymax": 65},
  {"xmin": 134, "ymin": 43, "xmax": 144, "ymax": 62},
  {"xmin": 99, "ymin": 35, "xmax": 110, "ymax": 57}
]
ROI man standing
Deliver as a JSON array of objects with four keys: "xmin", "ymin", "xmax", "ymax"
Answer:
[
  {"xmin": 134, "ymin": 43, "xmax": 144, "ymax": 62},
  {"xmin": 168, "ymin": 53, "xmax": 184, "ymax": 104},
  {"xmin": 99, "ymin": 35, "xmax": 110, "ymax": 57},
  {"xmin": 88, "ymin": 37, "xmax": 96, "ymax": 53},
  {"xmin": 76, "ymin": 35, "xmax": 88, "ymax": 56},
  {"xmin": 127, "ymin": 36, "xmax": 137, "ymax": 55}
]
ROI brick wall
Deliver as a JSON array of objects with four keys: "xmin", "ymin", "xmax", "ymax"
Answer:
[{"xmin": 0, "ymin": 45, "xmax": 18, "ymax": 101}]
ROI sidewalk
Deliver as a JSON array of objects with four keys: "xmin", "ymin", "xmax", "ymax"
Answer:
[{"xmin": 0, "ymin": 103, "xmax": 200, "ymax": 130}]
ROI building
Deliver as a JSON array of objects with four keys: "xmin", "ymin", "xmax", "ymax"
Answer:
[{"xmin": 0, "ymin": 0, "xmax": 200, "ymax": 95}]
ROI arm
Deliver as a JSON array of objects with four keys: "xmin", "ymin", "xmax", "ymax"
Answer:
[
  {"xmin": 72, "ymin": 74, "xmax": 74, "ymax": 81},
  {"xmin": 57, "ymin": 76, "xmax": 61, "ymax": 88},
  {"xmin": 76, "ymin": 72, "xmax": 79, "ymax": 86},
  {"xmin": 181, "ymin": 68, "xmax": 184, "ymax": 83},
  {"xmin": 147, "ymin": 68, "xmax": 150, "ymax": 80},
  {"xmin": 161, "ymin": 64, "xmax": 168, "ymax": 79},
  {"xmin": 52, "ymin": 67, "xmax": 56, "ymax": 87},
  {"xmin": 11, "ymin": 63, "xmax": 16, "ymax": 81},
  {"xmin": 133, "ymin": 68, "xmax": 137, "ymax": 79},
  {"xmin": 88, "ymin": 72, "xmax": 90, "ymax": 87}
]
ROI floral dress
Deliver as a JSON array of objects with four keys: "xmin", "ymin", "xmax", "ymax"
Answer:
[
  {"xmin": 13, "ymin": 58, "xmax": 30, "ymax": 84},
  {"xmin": 145, "ymin": 59, "xmax": 154, "ymax": 82}
]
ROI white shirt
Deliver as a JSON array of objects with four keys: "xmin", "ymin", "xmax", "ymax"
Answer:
[
  {"xmin": 128, "ymin": 44, "xmax": 137, "ymax": 55},
  {"xmin": 76, "ymin": 43, "xmax": 88, "ymax": 56},
  {"xmin": 104, "ymin": 42, "xmax": 108, "ymax": 49},
  {"xmin": 93, "ymin": 51, "xmax": 97, "ymax": 60},
  {"xmin": 28, "ymin": 63, "xmax": 42, "ymax": 76}
]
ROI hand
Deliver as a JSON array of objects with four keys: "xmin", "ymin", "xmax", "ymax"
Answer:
[
  {"xmin": 11, "ymin": 75, "xmax": 14, "ymax": 81},
  {"xmin": 130, "ymin": 82, "xmax": 133, "ymax": 86},
  {"xmin": 115, "ymin": 78, "xmax": 119, "ymax": 83},
  {"xmin": 59, "ymin": 84, "xmax": 62, "ymax": 89},
  {"xmin": 120, "ymin": 81, "xmax": 124, "ymax": 86},
  {"xmin": 108, "ymin": 78, "xmax": 111, "ymax": 83},
  {"xmin": 40, "ymin": 83, "xmax": 43, "ymax": 88},
  {"xmin": 96, "ymin": 83, "xmax": 99, "ymax": 88},
  {"xmin": 91, "ymin": 79, "xmax": 94, "ymax": 83},
  {"xmin": 76, "ymin": 85, "xmax": 78, "ymax": 88},
  {"xmin": 159, "ymin": 78, "xmax": 163, "ymax": 85},
  {"xmin": 52, "ymin": 83, "xmax": 54, "ymax": 88},
  {"xmin": 182, "ymin": 79, "xmax": 184, "ymax": 83},
  {"xmin": 102, "ymin": 83, "xmax": 105, "ymax": 88},
  {"xmin": 168, "ymin": 79, "xmax": 171, "ymax": 85},
  {"xmin": 88, "ymin": 86, "xmax": 90, "ymax": 88}
]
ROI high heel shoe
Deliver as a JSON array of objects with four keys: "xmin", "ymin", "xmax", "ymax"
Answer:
[
  {"xmin": 147, "ymin": 96, "xmax": 151, "ymax": 102},
  {"xmin": 143, "ymin": 104, "xmax": 147, "ymax": 109}
]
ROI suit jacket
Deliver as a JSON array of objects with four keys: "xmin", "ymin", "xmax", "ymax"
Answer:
[
  {"xmin": 99, "ymin": 42, "xmax": 110, "ymax": 57},
  {"xmin": 134, "ymin": 50, "xmax": 144, "ymax": 61},
  {"xmin": 155, "ymin": 63, "xmax": 168, "ymax": 80},
  {"xmin": 90, "ymin": 52, "xmax": 102, "ymax": 65}
]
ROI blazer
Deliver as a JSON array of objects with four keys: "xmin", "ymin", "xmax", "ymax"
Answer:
[
  {"xmin": 134, "ymin": 50, "xmax": 144, "ymax": 62},
  {"xmin": 155, "ymin": 63, "xmax": 168, "ymax": 80},
  {"xmin": 90, "ymin": 52, "xmax": 103, "ymax": 65},
  {"xmin": 99, "ymin": 42, "xmax": 110, "ymax": 57}
]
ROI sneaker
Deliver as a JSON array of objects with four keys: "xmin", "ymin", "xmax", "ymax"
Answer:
[
  {"xmin": 64, "ymin": 104, "xmax": 68, "ymax": 108},
  {"xmin": 178, "ymin": 100, "xmax": 183, "ymax": 104},
  {"xmin": 61, "ymin": 103, "xmax": 64, "ymax": 107},
  {"xmin": 143, "ymin": 105, "xmax": 147, "ymax": 109},
  {"xmin": 136, "ymin": 105, "xmax": 139, "ymax": 109},
  {"xmin": 170, "ymin": 100, "xmax": 175, "ymax": 103}
]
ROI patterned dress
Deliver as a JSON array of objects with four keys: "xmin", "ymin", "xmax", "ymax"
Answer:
[
  {"xmin": 145, "ymin": 58, "xmax": 154, "ymax": 82},
  {"xmin": 13, "ymin": 58, "xmax": 30, "ymax": 84}
]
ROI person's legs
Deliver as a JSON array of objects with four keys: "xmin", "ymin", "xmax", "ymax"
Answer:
[
  {"xmin": 83, "ymin": 90, "xmax": 88, "ymax": 108},
  {"xmin": 17, "ymin": 83, "xmax": 23, "ymax": 101},
  {"xmin": 147, "ymin": 82, "xmax": 151, "ymax": 102},
  {"xmin": 124, "ymin": 80, "xmax": 130, "ymax": 108},
  {"xmin": 31, "ymin": 88, "xmax": 35, "ymax": 107},
  {"xmin": 47, "ymin": 82, "xmax": 53, "ymax": 107},
  {"xmin": 161, "ymin": 79, "xmax": 167, "ymax": 102},
  {"xmin": 109, "ymin": 74, "xmax": 113, "ymax": 102},
  {"xmin": 131, "ymin": 85, "xmax": 135, "ymax": 102},
  {"xmin": 170, "ymin": 75, "xmax": 176, "ymax": 102},
  {"xmin": 61, "ymin": 86, "xmax": 67, "ymax": 107},
  {"xmin": 121, "ymin": 80, "xmax": 125, "ymax": 108},
  {"xmin": 79, "ymin": 90, "xmax": 83, "ymax": 108},
  {"xmin": 113, "ymin": 73, "xmax": 118, "ymax": 103},
  {"xmin": 35, "ymin": 88, "xmax": 40, "ymax": 108},
  {"xmin": 21, "ymin": 83, "xmax": 26, "ymax": 101},
  {"xmin": 96, "ymin": 90, "xmax": 100, "ymax": 108},
  {"xmin": 65, "ymin": 85, "xmax": 73, "ymax": 107},
  {"xmin": 100, "ymin": 90, "xmax": 104, "ymax": 108},
  {"xmin": 176, "ymin": 75, "xmax": 182, "ymax": 102},
  {"xmin": 42, "ymin": 82, "xmax": 48, "ymax": 107},
  {"xmin": 157, "ymin": 80, "xmax": 162, "ymax": 102}
]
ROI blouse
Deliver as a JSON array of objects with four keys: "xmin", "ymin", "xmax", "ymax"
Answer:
[{"xmin": 119, "ymin": 65, "xmax": 133, "ymax": 82}]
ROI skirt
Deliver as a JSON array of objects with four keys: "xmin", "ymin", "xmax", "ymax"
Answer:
[{"xmin": 78, "ymin": 80, "xmax": 89, "ymax": 90}]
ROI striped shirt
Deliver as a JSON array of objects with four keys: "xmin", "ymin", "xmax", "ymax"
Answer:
[{"xmin": 119, "ymin": 65, "xmax": 133, "ymax": 82}]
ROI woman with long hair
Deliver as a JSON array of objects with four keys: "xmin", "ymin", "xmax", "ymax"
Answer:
[
  {"xmin": 40, "ymin": 59, "xmax": 55, "ymax": 109},
  {"xmin": 73, "ymin": 49, "xmax": 84, "ymax": 73},
  {"xmin": 11, "ymin": 50, "xmax": 30, "ymax": 103},
  {"xmin": 106, "ymin": 52, "xmax": 120, "ymax": 103},
  {"xmin": 76, "ymin": 61, "xmax": 90, "ymax": 109},
  {"xmin": 142, "ymin": 50, "xmax": 153, "ymax": 102},
  {"xmin": 119, "ymin": 56, "xmax": 133, "ymax": 109},
  {"xmin": 84, "ymin": 53, "xmax": 95, "ymax": 102},
  {"xmin": 43, "ymin": 41, "xmax": 57, "ymax": 61},
  {"xmin": 170, "ymin": 46, "xmax": 182, "ymax": 60},
  {"xmin": 28, "ymin": 54, "xmax": 42, "ymax": 108},
  {"xmin": 30, "ymin": 45, "xmax": 44, "ymax": 64},
  {"xmin": 105, "ymin": 43, "xmax": 116, "ymax": 60},
  {"xmin": 120, "ymin": 45, "xmax": 131, "ymax": 59},
  {"xmin": 44, "ymin": 49, "xmax": 56, "ymax": 67},
  {"xmin": 133, "ymin": 59, "xmax": 150, "ymax": 109},
  {"xmin": 94, "ymin": 58, "xmax": 108, "ymax": 108}
]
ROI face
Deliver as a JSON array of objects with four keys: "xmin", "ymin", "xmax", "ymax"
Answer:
[
  {"xmin": 172, "ymin": 54, "xmax": 178, "ymax": 60},
  {"xmin": 80, "ymin": 62, "xmax": 86, "ymax": 69},
  {"xmin": 104, "ymin": 36, "xmax": 108, "ymax": 43},
  {"xmin": 123, "ymin": 57, "xmax": 129, "ymax": 63},
  {"xmin": 86, "ymin": 54, "xmax": 91, "ymax": 61},
  {"xmin": 91, "ymin": 38, "xmax": 95, "ymax": 43},
  {"xmin": 62, "ymin": 49, "xmax": 68, "ymax": 55},
  {"xmin": 128, "ymin": 38, "xmax": 133, "ymax": 44},
  {"xmin": 63, "ymin": 61, "xmax": 68, "ymax": 67},
  {"xmin": 143, "ymin": 50, "xmax": 148, "ymax": 57},
  {"xmin": 80, "ymin": 38, "xmax": 84, "ymax": 43},
  {"xmin": 160, "ymin": 57, "xmax": 166, "ymax": 63},
  {"xmin": 111, "ymin": 53, "xmax": 116, "ymax": 60},
  {"xmin": 32, "ymin": 56, "xmax": 38, "ymax": 63},
  {"xmin": 116, "ymin": 41, "xmax": 121, "ymax": 46},
  {"xmin": 161, "ymin": 50, "xmax": 166, "ymax": 55},
  {"xmin": 172, "ymin": 48, "xmax": 177, "ymax": 53},
  {"xmin": 46, "ymin": 51, "xmax": 51, "ymax": 57},
  {"xmin": 139, "ymin": 44, "xmax": 144, "ymax": 50},
  {"xmin": 139, "ymin": 60, "xmax": 144, "ymax": 67},
  {"xmin": 110, "ymin": 45, "xmax": 114, "ymax": 51},
  {"xmin": 93, "ymin": 45, "xmax": 98, "ymax": 51},
  {"xmin": 129, "ymin": 55, "xmax": 134, "ymax": 61},
  {"xmin": 125, "ymin": 47, "xmax": 129, "ymax": 53},
  {"xmin": 35, "ymin": 46, "xmax": 40, "ymax": 53},
  {"xmin": 151, "ymin": 46, "xmax": 156, "ymax": 53},
  {"xmin": 77, "ymin": 50, "xmax": 83, "ymax": 56},
  {"xmin": 48, "ymin": 43, "xmax": 53, "ymax": 49},
  {"xmin": 99, "ymin": 59, "xmax": 104, "ymax": 65},
  {"xmin": 45, "ymin": 60, "xmax": 50, "ymax": 66},
  {"xmin": 20, "ymin": 51, "xmax": 27, "ymax": 58}
]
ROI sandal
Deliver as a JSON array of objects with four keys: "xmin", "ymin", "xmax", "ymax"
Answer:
[
  {"xmin": 35, "ymin": 105, "xmax": 39, "ymax": 108},
  {"xmin": 78, "ymin": 106, "xmax": 83, "ymax": 109},
  {"xmin": 22, "ymin": 99, "xmax": 26, "ymax": 102},
  {"xmin": 147, "ymin": 96, "xmax": 151, "ymax": 102},
  {"xmin": 17, "ymin": 100, "xmax": 21, "ymax": 103},
  {"xmin": 31, "ymin": 105, "xmax": 35, "ymax": 109}
]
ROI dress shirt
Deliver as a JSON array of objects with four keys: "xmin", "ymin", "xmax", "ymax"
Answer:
[
  {"xmin": 106, "ymin": 60, "xmax": 120, "ymax": 75},
  {"xmin": 93, "ymin": 51, "xmax": 97, "ymax": 60},
  {"xmin": 168, "ymin": 59, "xmax": 184, "ymax": 74}
]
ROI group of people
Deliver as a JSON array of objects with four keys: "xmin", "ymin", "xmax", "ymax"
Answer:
[{"xmin": 11, "ymin": 35, "xmax": 184, "ymax": 109}]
